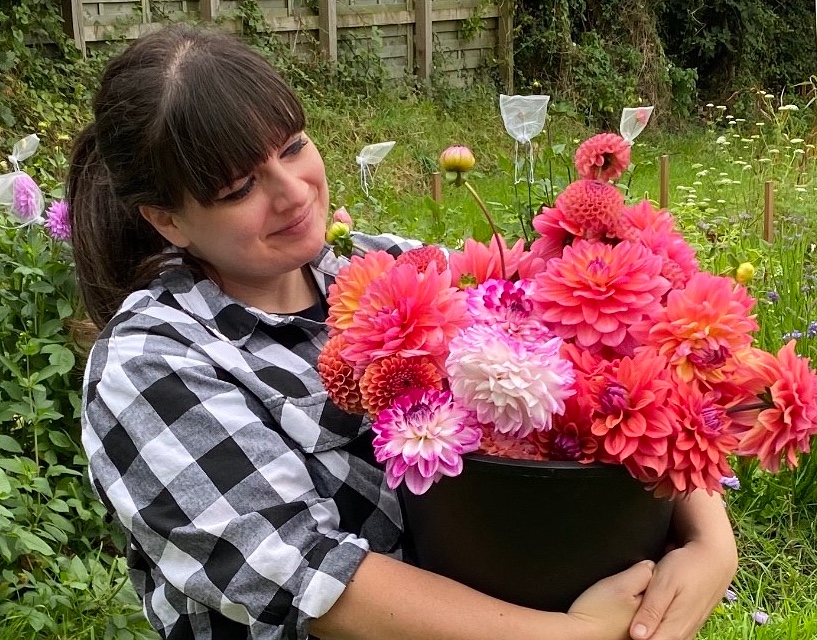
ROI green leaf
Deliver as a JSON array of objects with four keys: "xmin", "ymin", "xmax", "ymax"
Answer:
[
  {"xmin": 0, "ymin": 469, "xmax": 11, "ymax": 496},
  {"xmin": 42, "ymin": 344, "xmax": 76, "ymax": 374},
  {"xmin": 48, "ymin": 430, "xmax": 74, "ymax": 449},
  {"xmin": 0, "ymin": 435, "xmax": 22, "ymax": 453},
  {"xmin": 56, "ymin": 298, "xmax": 74, "ymax": 319},
  {"xmin": 13, "ymin": 529, "xmax": 54, "ymax": 555}
]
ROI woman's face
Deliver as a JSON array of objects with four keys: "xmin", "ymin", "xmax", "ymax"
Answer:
[{"xmin": 146, "ymin": 133, "xmax": 330, "ymax": 296}]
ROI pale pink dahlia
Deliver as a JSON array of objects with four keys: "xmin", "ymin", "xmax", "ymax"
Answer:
[
  {"xmin": 574, "ymin": 133, "xmax": 632, "ymax": 182},
  {"xmin": 327, "ymin": 251, "xmax": 396, "ymax": 335},
  {"xmin": 372, "ymin": 388, "xmax": 481, "ymax": 495},
  {"xmin": 630, "ymin": 272, "xmax": 758, "ymax": 385},
  {"xmin": 533, "ymin": 240, "xmax": 670, "ymax": 353},
  {"xmin": 44, "ymin": 199, "xmax": 71, "ymax": 241},
  {"xmin": 341, "ymin": 263, "xmax": 470, "ymax": 374},
  {"xmin": 359, "ymin": 354, "xmax": 443, "ymax": 417},
  {"xmin": 446, "ymin": 324, "xmax": 575, "ymax": 438},
  {"xmin": 466, "ymin": 278, "xmax": 550, "ymax": 342},
  {"xmin": 554, "ymin": 179, "xmax": 625, "ymax": 240},
  {"xmin": 736, "ymin": 341, "xmax": 817, "ymax": 473},
  {"xmin": 317, "ymin": 335, "xmax": 365, "ymax": 414}
]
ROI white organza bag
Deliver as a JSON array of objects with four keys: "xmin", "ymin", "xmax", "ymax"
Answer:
[
  {"xmin": 356, "ymin": 141, "xmax": 396, "ymax": 196},
  {"xmin": 499, "ymin": 94, "xmax": 550, "ymax": 183},
  {"xmin": 619, "ymin": 107, "xmax": 654, "ymax": 144}
]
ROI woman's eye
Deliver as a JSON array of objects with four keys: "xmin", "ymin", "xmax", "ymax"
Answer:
[
  {"xmin": 282, "ymin": 137, "xmax": 307, "ymax": 158},
  {"xmin": 220, "ymin": 176, "xmax": 256, "ymax": 202}
]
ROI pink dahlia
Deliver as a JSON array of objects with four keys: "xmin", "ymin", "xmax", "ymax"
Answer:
[
  {"xmin": 317, "ymin": 335, "xmax": 365, "ymax": 414},
  {"xmin": 553, "ymin": 179, "xmax": 625, "ymax": 240},
  {"xmin": 541, "ymin": 398, "xmax": 600, "ymax": 463},
  {"xmin": 630, "ymin": 272, "xmax": 758, "ymax": 385},
  {"xmin": 327, "ymin": 251, "xmax": 395, "ymax": 335},
  {"xmin": 11, "ymin": 173, "xmax": 43, "ymax": 223},
  {"xmin": 466, "ymin": 278, "xmax": 550, "ymax": 342},
  {"xmin": 341, "ymin": 263, "xmax": 470, "ymax": 374},
  {"xmin": 589, "ymin": 350, "xmax": 676, "ymax": 477},
  {"xmin": 446, "ymin": 324, "xmax": 575, "ymax": 438},
  {"xmin": 624, "ymin": 200, "xmax": 698, "ymax": 289},
  {"xmin": 372, "ymin": 388, "xmax": 481, "ymax": 495},
  {"xmin": 529, "ymin": 205, "xmax": 580, "ymax": 264},
  {"xmin": 44, "ymin": 199, "xmax": 71, "ymax": 241},
  {"xmin": 736, "ymin": 341, "xmax": 817, "ymax": 473},
  {"xmin": 395, "ymin": 245, "xmax": 448, "ymax": 273},
  {"xmin": 533, "ymin": 240, "xmax": 670, "ymax": 353},
  {"xmin": 574, "ymin": 133, "xmax": 632, "ymax": 182},
  {"xmin": 650, "ymin": 382, "xmax": 739, "ymax": 498},
  {"xmin": 478, "ymin": 423, "xmax": 545, "ymax": 460},
  {"xmin": 359, "ymin": 354, "xmax": 443, "ymax": 417},
  {"xmin": 448, "ymin": 236, "xmax": 525, "ymax": 287}
]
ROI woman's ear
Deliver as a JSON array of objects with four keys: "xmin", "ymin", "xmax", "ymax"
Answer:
[{"xmin": 139, "ymin": 205, "xmax": 190, "ymax": 248}]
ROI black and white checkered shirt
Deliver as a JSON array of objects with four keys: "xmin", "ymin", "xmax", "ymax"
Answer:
[{"xmin": 82, "ymin": 234, "xmax": 420, "ymax": 640}]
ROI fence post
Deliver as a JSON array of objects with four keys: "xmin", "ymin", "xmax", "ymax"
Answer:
[
  {"xmin": 415, "ymin": 0, "xmax": 433, "ymax": 87},
  {"xmin": 200, "ymin": 0, "xmax": 219, "ymax": 21},
  {"xmin": 63, "ymin": 0, "xmax": 86, "ymax": 56},
  {"xmin": 318, "ymin": 0, "xmax": 338, "ymax": 64},
  {"xmin": 659, "ymin": 154, "xmax": 670, "ymax": 209},
  {"xmin": 497, "ymin": 0, "xmax": 514, "ymax": 94},
  {"xmin": 764, "ymin": 181, "xmax": 774, "ymax": 242}
]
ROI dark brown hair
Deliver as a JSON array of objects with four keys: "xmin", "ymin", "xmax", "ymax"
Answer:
[{"xmin": 67, "ymin": 25, "xmax": 306, "ymax": 330}]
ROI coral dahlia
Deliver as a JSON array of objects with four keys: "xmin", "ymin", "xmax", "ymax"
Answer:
[
  {"xmin": 372, "ymin": 388, "xmax": 481, "ymax": 494},
  {"xmin": 395, "ymin": 245, "xmax": 448, "ymax": 273},
  {"xmin": 574, "ymin": 133, "xmax": 632, "ymax": 183},
  {"xmin": 554, "ymin": 179, "xmax": 625, "ymax": 240},
  {"xmin": 448, "ymin": 237, "xmax": 525, "ymax": 287},
  {"xmin": 533, "ymin": 240, "xmax": 670, "ymax": 353},
  {"xmin": 317, "ymin": 335, "xmax": 365, "ymax": 414},
  {"xmin": 327, "ymin": 251, "xmax": 396, "ymax": 335},
  {"xmin": 360, "ymin": 354, "xmax": 443, "ymax": 417}
]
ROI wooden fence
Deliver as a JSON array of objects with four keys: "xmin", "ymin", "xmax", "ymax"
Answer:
[{"xmin": 63, "ymin": 0, "xmax": 514, "ymax": 90}]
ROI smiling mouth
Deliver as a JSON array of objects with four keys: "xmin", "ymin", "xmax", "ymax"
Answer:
[{"xmin": 275, "ymin": 208, "xmax": 312, "ymax": 235}]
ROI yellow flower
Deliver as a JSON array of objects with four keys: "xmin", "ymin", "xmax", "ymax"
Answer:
[
  {"xmin": 439, "ymin": 145, "xmax": 476, "ymax": 173},
  {"xmin": 326, "ymin": 221, "xmax": 351, "ymax": 243},
  {"xmin": 735, "ymin": 262, "xmax": 755, "ymax": 285}
]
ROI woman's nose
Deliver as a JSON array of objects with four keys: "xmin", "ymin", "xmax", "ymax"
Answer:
[{"xmin": 264, "ymin": 164, "xmax": 310, "ymax": 211}]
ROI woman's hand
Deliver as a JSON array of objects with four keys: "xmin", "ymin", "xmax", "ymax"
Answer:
[
  {"xmin": 568, "ymin": 560, "xmax": 655, "ymax": 640},
  {"xmin": 629, "ymin": 491, "xmax": 738, "ymax": 640}
]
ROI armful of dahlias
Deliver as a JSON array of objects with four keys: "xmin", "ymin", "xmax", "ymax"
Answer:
[{"xmin": 629, "ymin": 491, "xmax": 738, "ymax": 640}]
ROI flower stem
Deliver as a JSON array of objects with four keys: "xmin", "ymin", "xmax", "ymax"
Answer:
[
  {"xmin": 462, "ymin": 179, "xmax": 507, "ymax": 280},
  {"xmin": 726, "ymin": 401, "xmax": 770, "ymax": 414}
]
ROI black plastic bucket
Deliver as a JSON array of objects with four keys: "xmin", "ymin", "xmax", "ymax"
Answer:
[{"xmin": 400, "ymin": 454, "xmax": 674, "ymax": 612}]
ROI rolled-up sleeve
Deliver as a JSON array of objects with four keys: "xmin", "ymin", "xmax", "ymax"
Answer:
[{"xmin": 83, "ymin": 324, "xmax": 374, "ymax": 639}]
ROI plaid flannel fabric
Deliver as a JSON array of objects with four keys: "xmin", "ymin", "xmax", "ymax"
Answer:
[{"xmin": 82, "ymin": 234, "xmax": 420, "ymax": 639}]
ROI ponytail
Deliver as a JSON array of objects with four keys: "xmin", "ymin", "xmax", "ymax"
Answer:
[{"xmin": 67, "ymin": 125, "xmax": 174, "ymax": 330}]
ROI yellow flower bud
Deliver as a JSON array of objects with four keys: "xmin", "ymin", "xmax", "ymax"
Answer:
[
  {"xmin": 326, "ymin": 221, "xmax": 351, "ymax": 244},
  {"xmin": 735, "ymin": 262, "xmax": 755, "ymax": 285},
  {"xmin": 439, "ymin": 145, "xmax": 476, "ymax": 173}
]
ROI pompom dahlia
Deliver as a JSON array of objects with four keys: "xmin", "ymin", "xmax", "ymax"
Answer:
[
  {"xmin": 341, "ymin": 263, "xmax": 470, "ymax": 374},
  {"xmin": 630, "ymin": 272, "xmax": 758, "ymax": 385},
  {"xmin": 533, "ymin": 240, "xmax": 670, "ymax": 353},
  {"xmin": 44, "ymin": 199, "xmax": 71, "ymax": 240},
  {"xmin": 446, "ymin": 324, "xmax": 575, "ymax": 438},
  {"xmin": 372, "ymin": 388, "xmax": 481, "ymax": 495},
  {"xmin": 395, "ymin": 245, "xmax": 448, "ymax": 273},
  {"xmin": 466, "ymin": 278, "xmax": 550, "ymax": 342},
  {"xmin": 574, "ymin": 133, "xmax": 632, "ymax": 182},
  {"xmin": 360, "ymin": 354, "xmax": 443, "ymax": 417},
  {"xmin": 554, "ymin": 179, "xmax": 625, "ymax": 239},
  {"xmin": 317, "ymin": 335, "xmax": 366, "ymax": 414},
  {"xmin": 735, "ymin": 341, "xmax": 817, "ymax": 473},
  {"xmin": 327, "ymin": 250, "xmax": 396, "ymax": 335}
]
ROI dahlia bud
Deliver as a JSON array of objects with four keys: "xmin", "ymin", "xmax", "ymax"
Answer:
[
  {"xmin": 439, "ymin": 145, "xmax": 476, "ymax": 174},
  {"xmin": 326, "ymin": 221, "xmax": 351, "ymax": 244},
  {"xmin": 735, "ymin": 262, "xmax": 755, "ymax": 285}
]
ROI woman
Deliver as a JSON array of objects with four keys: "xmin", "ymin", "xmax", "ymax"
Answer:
[{"xmin": 68, "ymin": 24, "xmax": 736, "ymax": 640}]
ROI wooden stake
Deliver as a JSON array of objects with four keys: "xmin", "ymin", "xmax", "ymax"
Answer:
[
  {"xmin": 763, "ymin": 181, "xmax": 774, "ymax": 242},
  {"xmin": 659, "ymin": 154, "xmax": 670, "ymax": 210},
  {"xmin": 431, "ymin": 172, "xmax": 442, "ymax": 203}
]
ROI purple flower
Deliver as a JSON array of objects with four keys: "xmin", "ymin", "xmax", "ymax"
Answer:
[
  {"xmin": 724, "ymin": 588, "xmax": 737, "ymax": 602},
  {"xmin": 44, "ymin": 199, "xmax": 71, "ymax": 241},
  {"xmin": 766, "ymin": 291, "xmax": 779, "ymax": 303},
  {"xmin": 808, "ymin": 321, "xmax": 817, "ymax": 338},
  {"xmin": 720, "ymin": 475, "xmax": 740, "ymax": 490},
  {"xmin": 11, "ymin": 173, "xmax": 43, "ymax": 222},
  {"xmin": 752, "ymin": 611, "xmax": 769, "ymax": 625}
]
